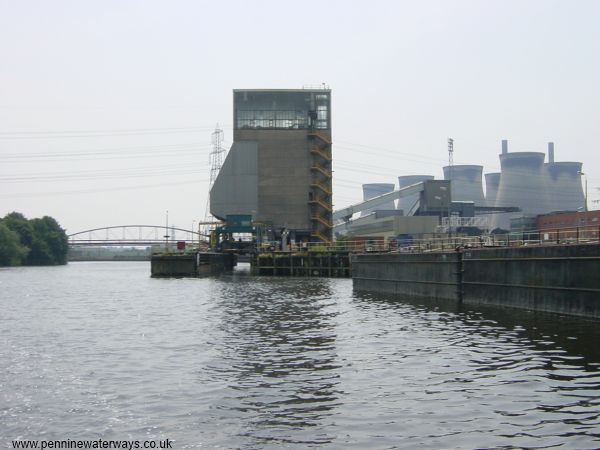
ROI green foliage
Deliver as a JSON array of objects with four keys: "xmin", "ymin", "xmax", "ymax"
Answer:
[
  {"xmin": 0, "ymin": 212, "xmax": 68, "ymax": 266},
  {"xmin": 0, "ymin": 223, "xmax": 29, "ymax": 266}
]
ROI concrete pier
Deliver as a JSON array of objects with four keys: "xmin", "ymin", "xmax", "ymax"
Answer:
[
  {"xmin": 252, "ymin": 251, "xmax": 351, "ymax": 277},
  {"xmin": 151, "ymin": 252, "xmax": 236, "ymax": 277},
  {"xmin": 353, "ymin": 244, "xmax": 600, "ymax": 318},
  {"xmin": 351, "ymin": 252, "xmax": 461, "ymax": 299},
  {"xmin": 461, "ymin": 245, "xmax": 600, "ymax": 317}
]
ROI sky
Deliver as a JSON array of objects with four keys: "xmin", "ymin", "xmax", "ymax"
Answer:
[{"xmin": 1, "ymin": 0, "xmax": 599, "ymax": 235}]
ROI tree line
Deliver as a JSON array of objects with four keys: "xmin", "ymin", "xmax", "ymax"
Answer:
[{"xmin": 0, "ymin": 212, "xmax": 68, "ymax": 266}]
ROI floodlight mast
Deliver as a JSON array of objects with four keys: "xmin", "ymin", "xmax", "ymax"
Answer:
[{"xmin": 447, "ymin": 138, "xmax": 454, "ymax": 236}]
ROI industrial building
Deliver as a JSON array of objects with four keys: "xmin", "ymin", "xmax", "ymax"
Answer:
[
  {"xmin": 335, "ymin": 180, "xmax": 452, "ymax": 238},
  {"xmin": 397, "ymin": 175, "xmax": 434, "ymax": 215},
  {"xmin": 536, "ymin": 210, "xmax": 600, "ymax": 231},
  {"xmin": 443, "ymin": 165, "xmax": 486, "ymax": 206},
  {"xmin": 489, "ymin": 141, "xmax": 586, "ymax": 231},
  {"xmin": 544, "ymin": 142, "xmax": 585, "ymax": 212},
  {"xmin": 337, "ymin": 138, "xmax": 588, "ymax": 239},
  {"xmin": 210, "ymin": 88, "xmax": 333, "ymax": 243},
  {"xmin": 361, "ymin": 183, "xmax": 396, "ymax": 216}
]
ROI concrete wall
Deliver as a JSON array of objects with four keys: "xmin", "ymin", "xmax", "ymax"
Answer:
[
  {"xmin": 210, "ymin": 141, "xmax": 258, "ymax": 220},
  {"xmin": 352, "ymin": 252, "xmax": 461, "ymax": 300},
  {"xmin": 462, "ymin": 245, "xmax": 600, "ymax": 317},
  {"xmin": 151, "ymin": 254, "xmax": 197, "ymax": 277},
  {"xmin": 151, "ymin": 253, "xmax": 235, "ymax": 277},
  {"xmin": 235, "ymin": 129, "xmax": 318, "ymax": 232},
  {"xmin": 352, "ymin": 244, "xmax": 600, "ymax": 318}
]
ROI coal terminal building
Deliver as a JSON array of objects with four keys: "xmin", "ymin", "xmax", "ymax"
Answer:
[{"xmin": 209, "ymin": 88, "xmax": 333, "ymax": 244}]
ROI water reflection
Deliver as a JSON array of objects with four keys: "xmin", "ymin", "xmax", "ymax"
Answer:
[
  {"xmin": 207, "ymin": 276, "xmax": 341, "ymax": 446},
  {"xmin": 3, "ymin": 263, "xmax": 600, "ymax": 449},
  {"xmin": 348, "ymin": 291, "xmax": 600, "ymax": 448}
]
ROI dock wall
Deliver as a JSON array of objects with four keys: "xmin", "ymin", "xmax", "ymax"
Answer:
[
  {"xmin": 253, "ymin": 251, "xmax": 351, "ymax": 277},
  {"xmin": 351, "ymin": 252, "xmax": 461, "ymax": 300},
  {"xmin": 353, "ymin": 244, "xmax": 600, "ymax": 318},
  {"xmin": 151, "ymin": 252, "xmax": 235, "ymax": 277}
]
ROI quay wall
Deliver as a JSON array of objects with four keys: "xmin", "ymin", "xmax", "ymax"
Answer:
[
  {"xmin": 351, "ymin": 252, "xmax": 461, "ymax": 300},
  {"xmin": 462, "ymin": 245, "xmax": 600, "ymax": 317},
  {"xmin": 352, "ymin": 244, "xmax": 600, "ymax": 318},
  {"xmin": 151, "ymin": 252, "xmax": 235, "ymax": 277}
]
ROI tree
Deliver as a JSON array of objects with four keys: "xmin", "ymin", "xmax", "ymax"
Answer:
[
  {"xmin": 0, "ymin": 223, "xmax": 29, "ymax": 266},
  {"xmin": 3, "ymin": 212, "xmax": 35, "ymax": 246},
  {"xmin": 27, "ymin": 216, "xmax": 68, "ymax": 265},
  {"xmin": 0, "ymin": 213, "xmax": 68, "ymax": 266}
]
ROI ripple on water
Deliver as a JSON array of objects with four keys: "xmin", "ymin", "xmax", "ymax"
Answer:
[{"xmin": 1, "ymin": 262, "xmax": 600, "ymax": 449}]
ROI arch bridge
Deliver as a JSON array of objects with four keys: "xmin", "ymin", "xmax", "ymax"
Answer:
[{"xmin": 68, "ymin": 225, "xmax": 208, "ymax": 247}]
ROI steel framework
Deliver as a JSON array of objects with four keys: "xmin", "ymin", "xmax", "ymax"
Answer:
[{"xmin": 68, "ymin": 225, "xmax": 205, "ymax": 246}]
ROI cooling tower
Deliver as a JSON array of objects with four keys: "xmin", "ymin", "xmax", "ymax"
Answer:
[
  {"xmin": 484, "ymin": 172, "xmax": 501, "ymax": 207},
  {"xmin": 544, "ymin": 161, "xmax": 585, "ymax": 212},
  {"xmin": 495, "ymin": 152, "xmax": 549, "ymax": 215},
  {"xmin": 397, "ymin": 175, "xmax": 434, "ymax": 215},
  {"xmin": 361, "ymin": 183, "xmax": 395, "ymax": 217},
  {"xmin": 442, "ymin": 165, "xmax": 486, "ymax": 205}
]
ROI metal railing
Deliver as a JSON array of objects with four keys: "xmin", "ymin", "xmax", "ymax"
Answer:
[
  {"xmin": 256, "ymin": 225, "xmax": 600, "ymax": 255},
  {"xmin": 388, "ymin": 225, "xmax": 600, "ymax": 254}
]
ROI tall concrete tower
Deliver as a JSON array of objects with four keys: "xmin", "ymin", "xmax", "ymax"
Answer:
[
  {"xmin": 397, "ymin": 175, "xmax": 434, "ymax": 215},
  {"xmin": 210, "ymin": 88, "xmax": 333, "ymax": 242},
  {"xmin": 495, "ymin": 152, "xmax": 549, "ymax": 215},
  {"xmin": 442, "ymin": 165, "xmax": 486, "ymax": 206},
  {"xmin": 484, "ymin": 172, "xmax": 501, "ymax": 207},
  {"xmin": 544, "ymin": 142, "xmax": 585, "ymax": 212}
]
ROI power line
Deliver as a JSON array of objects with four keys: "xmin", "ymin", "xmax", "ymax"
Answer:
[
  {"xmin": 0, "ymin": 142, "xmax": 214, "ymax": 160},
  {"xmin": 0, "ymin": 178, "xmax": 207, "ymax": 199},
  {"xmin": 0, "ymin": 125, "xmax": 233, "ymax": 139}
]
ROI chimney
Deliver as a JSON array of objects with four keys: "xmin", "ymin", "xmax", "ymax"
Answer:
[
  {"xmin": 548, "ymin": 142, "xmax": 555, "ymax": 163},
  {"xmin": 501, "ymin": 139, "xmax": 508, "ymax": 154}
]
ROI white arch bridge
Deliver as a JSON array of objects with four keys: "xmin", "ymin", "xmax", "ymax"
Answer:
[{"xmin": 68, "ymin": 225, "xmax": 208, "ymax": 247}]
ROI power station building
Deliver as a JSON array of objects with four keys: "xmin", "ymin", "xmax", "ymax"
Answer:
[
  {"xmin": 340, "ymin": 138, "xmax": 587, "ymax": 237},
  {"xmin": 210, "ymin": 88, "xmax": 333, "ymax": 242},
  {"xmin": 361, "ymin": 183, "xmax": 396, "ymax": 217}
]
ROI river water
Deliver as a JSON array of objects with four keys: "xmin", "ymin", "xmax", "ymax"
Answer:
[{"xmin": 1, "ymin": 262, "xmax": 600, "ymax": 449}]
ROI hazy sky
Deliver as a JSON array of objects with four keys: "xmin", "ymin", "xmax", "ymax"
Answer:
[{"xmin": 1, "ymin": 0, "xmax": 598, "ymax": 234}]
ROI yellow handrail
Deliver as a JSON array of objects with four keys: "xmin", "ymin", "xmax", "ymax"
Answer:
[
  {"xmin": 308, "ymin": 130, "xmax": 332, "ymax": 145},
  {"xmin": 311, "ymin": 215, "xmax": 333, "ymax": 228},
  {"xmin": 311, "ymin": 164, "xmax": 332, "ymax": 178},
  {"xmin": 310, "ymin": 146, "xmax": 332, "ymax": 161},
  {"xmin": 311, "ymin": 181, "xmax": 332, "ymax": 195},
  {"xmin": 310, "ymin": 230, "xmax": 330, "ymax": 242},
  {"xmin": 309, "ymin": 197, "xmax": 332, "ymax": 212}
]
